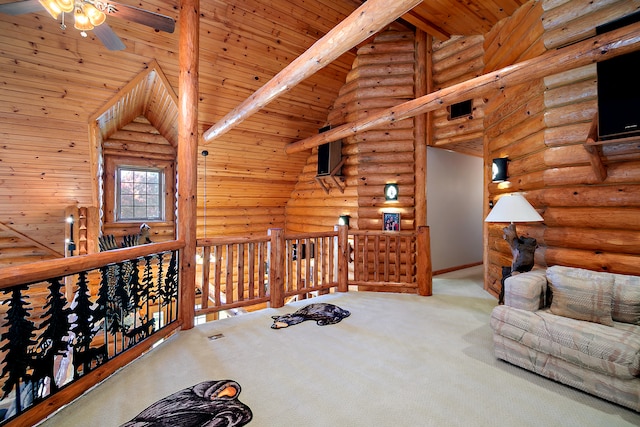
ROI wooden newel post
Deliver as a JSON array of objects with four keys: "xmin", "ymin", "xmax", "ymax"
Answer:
[
  {"xmin": 337, "ymin": 225, "xmax": 349, "ymax": 292},
  {"xmin": 417, "ymin": 226, "xmax": 432, "ymax": 296},
  {"xmin": 268, "ymin": 228, "xmax": 285, "ymax": 308}
]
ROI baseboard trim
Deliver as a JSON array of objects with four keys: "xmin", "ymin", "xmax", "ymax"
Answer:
[{"xmin": 433, "ymin": 261, "xmax": 482, "ymax": 276}]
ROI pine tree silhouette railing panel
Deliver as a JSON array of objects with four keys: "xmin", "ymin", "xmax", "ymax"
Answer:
[{"xmin": 0, "ymin": 241, "xmax": 181, "ymax": 424}]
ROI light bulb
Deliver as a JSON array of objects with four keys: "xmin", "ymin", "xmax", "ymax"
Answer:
[
  {"xmin": 84, "ymin": 3, "xmax": 106, "ymax": 26},
  {"xmin": 56, "ymin": 0, "xmax": 74, "ymax": 13},
  {"xmin": 74, "ymin": 6, "xmax": 94, "ymax": 32},
  {"xmin": 38, "ymin": 0, "xmax": 62, "ymax": 19}
]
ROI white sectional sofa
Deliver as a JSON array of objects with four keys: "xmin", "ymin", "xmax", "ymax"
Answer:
[{"xmin": 490, "ymin": 265, "xmax": 640, "ymax": 411}]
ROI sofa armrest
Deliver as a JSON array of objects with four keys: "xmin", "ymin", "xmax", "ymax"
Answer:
[{"xmin": 503, "ymin": 269, "xmax": 547, "ymax": 311}]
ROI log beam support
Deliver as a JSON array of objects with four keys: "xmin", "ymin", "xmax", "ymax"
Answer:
[
  {"xmin": 285, "ymin": 22, "xmax": 640, "ymax": 154},
  {"xmin": 202, "ymin": 0, "xmax": 423, "ymax": 142}
]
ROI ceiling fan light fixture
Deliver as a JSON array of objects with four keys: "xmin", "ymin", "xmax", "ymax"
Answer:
[
  {"xmin": 56, "ymin": 0, "xmax": 74, "ymax": 13},
  {"xmin": 73, "ymin": 6, "xmax": 94, "ymax": 32},
  {"xmin": 84, "ymin": 3, "xmax": 106, "ymax": 26},
  {"xmin": 38, "ymin": 0, "xmax": 62, "ymax": 19}
]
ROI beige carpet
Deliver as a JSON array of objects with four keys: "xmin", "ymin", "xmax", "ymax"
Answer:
[{"xmin": 40, "ymin": 266, "xmax": 640, "ymax": 426}]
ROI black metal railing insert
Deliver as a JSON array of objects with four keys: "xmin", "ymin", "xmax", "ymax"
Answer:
[{"xmin": 0, "ymin": 249, "xmax": 179, "ymax": 424}]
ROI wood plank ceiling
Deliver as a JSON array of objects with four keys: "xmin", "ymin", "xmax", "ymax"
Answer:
[
  {"xmin": 0, "ymin": 0, "xmax": 525, "ymax": 156},
  {"xmin": 82, "ymin": 0, "xmax": 526, "ymax": 159}
]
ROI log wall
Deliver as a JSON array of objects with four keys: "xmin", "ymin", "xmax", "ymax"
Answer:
[
  {"xmin": 482, "ymin": 0, "xmax": 547, "ymax": 295},
  {"xmin": 430, "ymin": 35, "xmax": 485, "ymax": 156},
  {"xmin": 285, "ymin": 26, "xmax": 417, "ymax": 233},
  {"xmin": 481, "ymin": 0, "xmax": 640, "ymax": 296}
]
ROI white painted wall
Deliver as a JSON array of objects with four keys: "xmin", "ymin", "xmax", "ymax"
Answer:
[{"xmin": 426, "ymin": 147, "xmax": 483, "ymax": 272}]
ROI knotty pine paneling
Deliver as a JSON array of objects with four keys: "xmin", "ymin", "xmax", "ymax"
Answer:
[
  {"xmin": 0, "ymin": 0, "xmax": 362, "ymax": 266},
  {"xmin": 100, "ymin": 117, "xmax": 176, "ymax": 246},
  {"xmin": 0, "ymin": 7, "xmax": 179, "ymax": 265}
]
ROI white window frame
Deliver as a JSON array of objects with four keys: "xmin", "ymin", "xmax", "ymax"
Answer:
[{"xmin": 115, "ymin": 166, "xmax": 166, "ymax": 222}]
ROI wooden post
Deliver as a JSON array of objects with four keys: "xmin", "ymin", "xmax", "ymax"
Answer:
[
  {"xmin": 201, "ymin": 246, "xmax": 211, "ymax": 309},
  {"xmin": 269, "ymin": 228, "xmax": 285, "ymax": 308},
  {"xmin": 414, "ymin": 29, "xmax": 428, "ymax": 227},
  {"xmin": 417, "ymin": 226, "xmax": 432, "ymax": 296},
  {"xmin": 177, "ymin": 0, "xmax": 199, "ymax": 330},
  {"xmin": 337, "ymin": 225, "xmax": 349, "ymax": 292}
]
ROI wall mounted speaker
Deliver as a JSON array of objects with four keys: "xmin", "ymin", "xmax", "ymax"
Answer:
[{"xmin": 596, "ymin": 12, "xmax": 640, "ymax": 140}]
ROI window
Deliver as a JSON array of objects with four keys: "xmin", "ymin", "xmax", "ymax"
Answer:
[{"xmin": 116, "ymin": 166, "xmax": 164, "ymax": 221}]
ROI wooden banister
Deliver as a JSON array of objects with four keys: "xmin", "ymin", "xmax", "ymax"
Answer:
[{"xmin": 0, "ymin": 240, "xmax": 185, "ymax": 289}]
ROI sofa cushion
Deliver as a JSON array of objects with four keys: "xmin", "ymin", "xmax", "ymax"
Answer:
[
  {"xmin": 608, "ymin": 273, "xmax": 640, "ymax": 325},
  {"xmin": 547, "ymin": 266, "xmax": 614, "ymax": 326},
  {"xmin": 491, "ymin": 305, "xmax": 640, "ymax": 379},
  {"xmin": 503, "ymin": 269, "xmax": 547, "ymax": 311}
]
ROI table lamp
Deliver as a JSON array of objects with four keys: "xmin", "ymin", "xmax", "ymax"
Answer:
[{"xmin": 485, "ymin": 193, "xmax": 543, "ymax": 273}]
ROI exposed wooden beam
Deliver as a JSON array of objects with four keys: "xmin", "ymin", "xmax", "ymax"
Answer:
[
  {"xmin": 202, "ymin": 0, "xmax": 423, "ymax": 143},
  {"xmin": 285, "ymin": 22, "xmax": 640, "ymax": 154}
]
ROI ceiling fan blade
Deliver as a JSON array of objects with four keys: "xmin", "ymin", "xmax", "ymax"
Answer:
[
  {"xmin": 0, "ymin": 0, "xmax": 43, "ymax": 15},
  {"xmin": 105, "ymin": 1, "xmax": 175, "ymax": 33},
  {"xmin": 93, "ymin": 23, "xmax": 126, "ymax": 51}
]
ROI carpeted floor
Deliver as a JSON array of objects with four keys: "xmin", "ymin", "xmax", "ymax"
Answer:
[{"xmin": 40, "ymin": 266, "xmax": 640, "ymax": 426}]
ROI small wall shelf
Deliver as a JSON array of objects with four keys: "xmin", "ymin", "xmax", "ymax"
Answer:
[
  {"xmin": 583, "ymin": 113, "xmax": 640, "ymax": 182},
  {"xmin": 315, "ymin": 158, "xmax": 345, "ymax": 194}
]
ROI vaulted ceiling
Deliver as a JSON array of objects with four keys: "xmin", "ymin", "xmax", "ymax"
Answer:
[
  {"xmin": 0, "ymin": 0, "xmax": 526, "ymax": 157},
  {"xmin": 401, "ymin": 0, "xmax": 526, "ymax": 39},
  {"xmin": 0, "ymin": 0, "xmax": 529, "ymax": 255}
]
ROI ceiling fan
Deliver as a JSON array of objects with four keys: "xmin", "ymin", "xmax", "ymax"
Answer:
[{"xmin": 0, "ymin": 0, "xmax": 175, "ymax": 50}]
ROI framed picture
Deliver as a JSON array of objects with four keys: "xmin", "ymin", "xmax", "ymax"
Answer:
[{"xmin": 383, "ymin": 212, "xmax": 400, "ymax": 231}]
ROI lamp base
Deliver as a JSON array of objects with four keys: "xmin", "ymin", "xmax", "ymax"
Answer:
[{"xmin": 502, "ymin": 223, "xmax": 537, "ymax": 273}]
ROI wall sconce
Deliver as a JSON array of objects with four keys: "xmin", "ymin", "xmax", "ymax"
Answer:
[
  {"xmin": 492, "ymin": 158, "xmax": 508, "ymax": 182},
  {"xmin": 338, "ymin": 215, "xmax": 350, "ymax": 227},
  {"xmin": 384, "ymin": 183, "xmax": 399, "ymax": 201},
  {"xmin": 66, "ymin": 214, "xmax": 76, "ymax": 256}
]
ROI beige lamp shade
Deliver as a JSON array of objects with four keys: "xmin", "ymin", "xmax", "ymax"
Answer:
[{"xmin": 485, "ymin": 193, "xmax": 543, "ymax": 223}]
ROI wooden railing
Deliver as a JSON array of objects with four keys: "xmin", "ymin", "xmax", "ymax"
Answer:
[
  {"xmin": 195, "ymin": 226, "xmax": 431, "ymax": 317},
  {"xmin": 351, "ymin": 228, "xmax": 431, "ymax": 294},
  {"xmin": 0, "ymin": 240, "xmax": 184, "ymax": 427},
  {"xmin": 196, "ymin": 234, "xmax": 271, "ymax": 316},
  {"xmin": 0, "ymin": 226, "xmax": 431, "ymax": 426}
]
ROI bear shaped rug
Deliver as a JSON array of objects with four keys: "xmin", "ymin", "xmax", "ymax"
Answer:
[
  {"xmin": 270, "ymin": 303, "xmax": 350, "ymax": 329},
  {"xmin": 119, "ymin": 304, "xmax": 349, "ymax": 426},
  {"xmin": 121, "ymin": 380, "xmax": 252, "ymax": 426}
]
